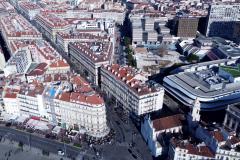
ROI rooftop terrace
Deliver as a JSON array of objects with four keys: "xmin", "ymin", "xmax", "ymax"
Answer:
[
  {"xmin": 69, "ymin": 41, "xmax": 112, "ymax": 63},
  {"xmin": 221, "ymin": 65, "xmax": 240, "ymax": 78}
]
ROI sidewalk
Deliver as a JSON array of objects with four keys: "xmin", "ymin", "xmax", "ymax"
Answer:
[{"xmin": 0, "ymin": 136, "xmax": 71, "ymax": 160}]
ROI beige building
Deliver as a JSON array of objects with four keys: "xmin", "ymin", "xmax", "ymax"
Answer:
[
  {"xmin": 35, "ymin": 12, "xmax": 72, "ymax": 43},
  {"xmin": 3, "ymin": 74, "xmax": 110, "ymax": 138},
  {"xmin": 56, "ymin": 32, "xmax": 108, "ymax": 53},
  {"xmin": 0, "ymin": 14, "xmax": 42, "ymax": 53},
  {"xmin": 69, "ymin": 41, "xmax": 113, "ymax": 85},
  {"xmin": 101, "ymin": 64, "xmax": 164, "ymax": 116}
]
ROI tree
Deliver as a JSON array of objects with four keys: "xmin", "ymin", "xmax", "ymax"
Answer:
[
  {"xmin": 73, "ymin": 143, "xmax": 81, "ymax": 148},
  {"xmin": 187, "ymin": 54, "xmax": 199, "ymax": 62},
  {"xmin": 124, "ymin": 37, "xmax": 131, "ymax": 47}
]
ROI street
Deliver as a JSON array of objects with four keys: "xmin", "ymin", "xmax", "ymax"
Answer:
[
  {"xmin": 0, "ymin": 142, "xmax": 59, "ymax": 160},
  {"xmin": 0, "ymin": 126, "xmax": 82, "ymax": 159},
  {"xmin": 97, "ymin": 100, "xmax": 153, "ymax": 160}
]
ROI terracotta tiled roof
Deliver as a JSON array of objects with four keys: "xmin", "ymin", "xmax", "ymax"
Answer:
[
  {"xmin": 49, "ymin": 60, "xmax": 69, "ymax": 68},
  {"xmin": 229, "ymin": 136, "xmax": 240, "ymax": 145},
  {"xmin": 188, "ymin": 145, "xmax": 215, "ymax": 158},
  {"xmin": 69, "ymin": 41, "xmax": 112, "ymax": 63},
  {"xmin": 0, "ymin": 15, "xmax": 41, "ymax": 38},
  {"xmin": 152, "ymin": 114, "xmax": 184, "ymax": 131},
  {"xmin": 19, "ymin": 1, "xmax": 41, "ymax": 10},
  {"xmin": 171, "ymin": 138, "xmax": 215, "ymax": 158},
  {"xmin": 3, "ymin": 88, "xmax": 20, "ymax": 99},
  {"xmin": 27, "ymin": 63, "xmax": 48, "ymax": 76},
  {"xmin": 56, "ymin": 92, "xmax": 104, "ymax": 105},
  {"xmin": 4, "ymin": 92, "xmax": 17, "ymax": 99},
  {"xmin": 211, "ymin": 131, "xmax": 225, "ymax": 143},
  {"xmin": 103, "ymin": 64, "xmax": 161, "ymax": 96}
]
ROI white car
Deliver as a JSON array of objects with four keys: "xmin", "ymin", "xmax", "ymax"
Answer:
[{"xmin": 57, "ymin": 149, "xmax": 65, "ymax": 156}]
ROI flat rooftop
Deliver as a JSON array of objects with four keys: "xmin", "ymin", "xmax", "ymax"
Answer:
[
  {"xmin": 165, "ymin": 65, "xmax": 240, "ymax": 98},
  {"xmin": 217, "ymin": 45, "xmax": 240, "ymax": 58},
  {"xmin": 221, "ymin": 65, "xmax": 240, "ymax": 78}
]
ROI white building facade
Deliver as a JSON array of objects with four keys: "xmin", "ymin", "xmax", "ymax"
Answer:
[
  {"xmin": 101, "ymin": 64, "xmax": 164, "ymax": 116},
  {"xmin": 141, "ymin": 114, "xmax": 184, "ymax": 157}
]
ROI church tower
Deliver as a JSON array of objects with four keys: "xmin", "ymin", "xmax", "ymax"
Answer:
[
  {"xmin": 187, "ymin": 98, "xmax": 201, "ymax": 134},
  {"xmin": 191, "ymin": 98, "xmax": 201, "ymax": 122}
]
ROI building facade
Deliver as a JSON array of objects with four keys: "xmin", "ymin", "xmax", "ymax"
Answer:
[
  {"xmin": 168, "ymin": 138, "xmax": 215, "ymax": 160},
  {"xmin": 69, "ymin": 41, "xmax": 113, "ymax": 85},
  {"xmin": 174, "ymin": 17, "xmax": 199, "ymax": 38},
  {"xmin": 101, "ymin": 64, "xmax": 164, "ymax": 116},
  {"xmin": 141, "ymin": 114, "xmax": 184, "ymax": 157},
  {"xmin": 130, "ymin": 14, "xmax": 160, "ymax": 47},
  {"xmin": 56, "ymin": 32, "xmax": 108, "ymax": 53},
  {"xmin": 34, "ymin": 12, "xmax": 72, "ymax": 43},
  {"xmin": 224, "ymin": 103, "xmax": 240, "ymax": 134},
  {"xmin": 18, "ymin": 1, "xmax": 41, "ymax": 21},
  {"xmin": 206, "ymin": 5, "xmax": 240, "ymax": 38},
  {"xmin": 3, "ymin": 74, "xmax": 110, "ymax": 138}
]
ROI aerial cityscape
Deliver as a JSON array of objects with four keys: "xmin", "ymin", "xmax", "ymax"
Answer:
[{"xmin": 0, "ymin": 0, "xmax": 239, "ymax": 160}]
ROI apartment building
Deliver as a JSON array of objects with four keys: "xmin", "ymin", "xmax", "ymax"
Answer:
[
  {"xmin": 101, "ymin": 64, "xmax": 164, "ymax": 117},
  {"xmin": 169, "ymin": 138, "xmax": 215, "ymax": 160},
  {"xmin": 18, "ymin": 1, "xmax": 41, "ymax": 20},
  {"xmin": 173, "ymin": 16, "xmax": 199, "ymax": 38},
  {"xmin": 56, "ymin": 31, "xmax": 108, "ymax": 53},
  {"xmin": 206, "ymin": 5, "xmax": 240, "ymax": 38},
  {"xmin": 34, "ymin": 12, "xmax": 72, "ymax": 43},
  {"xmin": 130, "ymin": 14, "xmax": 160, "ymax": 47},
  {"xmin": 69, "ymin": 40, "xmax": 113, "ymax": 85},
  {"xmin": 92, "ymin": 9, "xmax": 126, "ymax": 25},
  {"xmin": 18, "ymin": 82, "xmax": 45, "ymax": 117},
  {"xmin": 0, "ymin": 0, "xmax": 15, "ymax": 17},
  {"xmin": 3, "ymin": 73, "xmax": 110, "ymax": 138},
  {"xmin": 0, "ymin": 14, "xmax": 42, "ymax": 52}
]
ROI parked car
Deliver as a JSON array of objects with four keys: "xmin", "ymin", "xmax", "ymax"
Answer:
[{"xmin": 57, "ymin": 149, "xmax": 64, "ymax": 156}]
